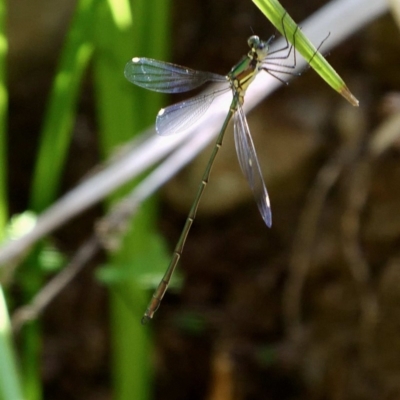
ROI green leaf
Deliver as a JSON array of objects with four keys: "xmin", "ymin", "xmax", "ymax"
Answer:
[{"xmin": 253, "ymin": 0, "xmax": 359, "ymax": 106}]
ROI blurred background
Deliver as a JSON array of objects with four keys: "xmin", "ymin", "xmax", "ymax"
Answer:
[{"xmin": 2, "ymin": 0, "xmax": 400, "ymax": 399}]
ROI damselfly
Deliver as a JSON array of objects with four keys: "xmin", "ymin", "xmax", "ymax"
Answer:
[{"xmin": 124, "ymin": 27, "xmax": 298, "ymax": 323}]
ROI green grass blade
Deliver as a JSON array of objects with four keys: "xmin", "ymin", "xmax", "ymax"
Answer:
[
  {"xmin": 253, "ymin": 0, "xmax": 359, "ymax": 106},
  {"xmin": 30, "ymin": 0, "xmax": 96, "ymax": 212},
  {"xmin": 0, "ymin": 2, "xmax": 24, "ymax": 399},
  {"xmin": 0, "ymin": 287, "xmax": 24, "ymax": 400},
  {"xmin": 93, "ymin": 0, "xmax": 171, "ymax": 399},
  {"xmin": 21, "ymin": 1, "xmax": 97, "ymax": 398},
  {"xmin": 0, "ymin": 0, "xmax": 7, "ymax": 242}
]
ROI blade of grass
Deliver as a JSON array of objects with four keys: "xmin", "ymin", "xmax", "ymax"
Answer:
[
  {"xmin": 0, "ymin": 1, "xmax": 25, "ymax": 399},
  {"xmin": 30, "ymin": 0, "xmax": 96, "ymax": 212},
  {"xmin": 93, "ymin": 0, "xmax": 170, "ymax": 399},
  {"xmin": 18, "ymin": 244, "xmax": 48, "ymax": 400},
  {"xmin": 252, "ymin": 0, "xmax": 359, "ymax": 106},
  {"xmin": 0, "ymin": 287, "xmax": 24, "ymax": 400},
  {"xmin": 0, "ymin": 0, "xmax": 7, "ymax": 243},
  {"xmin": 21, "ymin": 1, "xmax": 97, "ymax": 398},
  {"xmin": 107, "ymin": 204, "xmax": 158, "ymax": 400}
]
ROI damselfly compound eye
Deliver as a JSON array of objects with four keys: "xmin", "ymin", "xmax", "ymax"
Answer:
[{"xmin": 247, "ymin": 35, "xmax": 260, "ymax": 50}]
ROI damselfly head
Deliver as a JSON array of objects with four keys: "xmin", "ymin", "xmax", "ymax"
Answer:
[
  {"xmin": 247, "ymin": 35, "xmax": 269, "ymax": 59},
  {"xmin": 248, "ymin": 35, "xmax": 261, "ymax": 49}
]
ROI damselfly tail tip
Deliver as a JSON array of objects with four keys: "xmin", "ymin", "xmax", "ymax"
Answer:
[
  {"xmin": 141, "ymin": 315, "xmax": 151, "ymax": 325},
  {"xmin": 264, "ymin": 211, "xmax": 272, "ymax": 228},
  {"xmin": 340, "ymin": 85, "xmax": 359, "ymax": 107}
]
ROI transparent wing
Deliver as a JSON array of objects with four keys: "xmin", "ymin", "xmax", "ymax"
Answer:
[
  {"xmin": 124, "ymin": 57, "xmax": 226, "ymax": 93},
  {"xmin": 156, "ymin": 86, "xmax": 231, "ymax": 136},
  {"xmin": 234, "ymin": 103, "xmax": 272, "ymax": 227}
]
